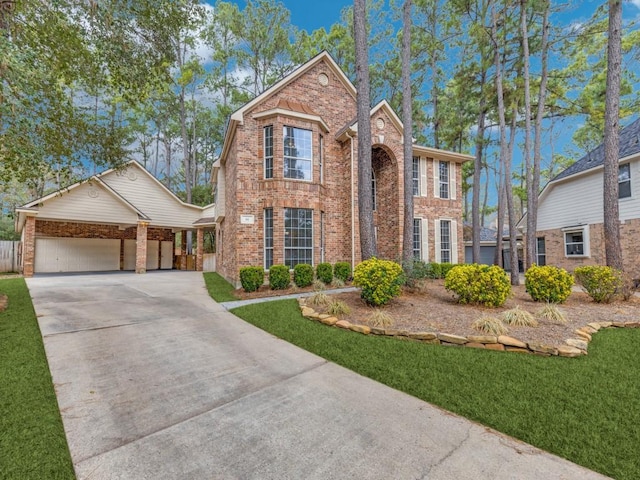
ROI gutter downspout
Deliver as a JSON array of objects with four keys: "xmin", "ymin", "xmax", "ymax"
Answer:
[{"xmin": 346, "ymin": 131, "xmax": 356, "ymax": 270}]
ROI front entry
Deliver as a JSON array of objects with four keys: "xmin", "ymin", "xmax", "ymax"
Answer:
[{"xmin": 372, "ymin": 146, "xmax": 400, "ymax": 260}]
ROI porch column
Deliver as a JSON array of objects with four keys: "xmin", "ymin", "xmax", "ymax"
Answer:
[
  {"xmin": 179, "ymin": 230, "xmax": 187, "ymax": 270},
  {"xmin": 196, "ymin": 228, "xmax": 204, "ymax": 272},
  {"xmin": 135, "ymin": 221, "xmax": 149, "ymax": 274},
  {"xmin": 22, "ymin": 216, "xmax": 36, "ymax": 278}
]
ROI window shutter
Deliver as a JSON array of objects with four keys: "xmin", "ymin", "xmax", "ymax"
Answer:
[
  {"xmin": 421, "ymin": 219, "xmax": 429, "ymax": 262},
  {"xmin": 451, "ymin": 220, "xmax": 458, "ymax": 264},
  {"xmin": 420, "ymin": 157, "xmax": 428, "ymax": 197},
  {"xmin": 434, "ymin": 220, "xmax": 441, "ymax": 263},
  {"xmin": 433, "ymin": 159, "xmax": 440, "ymax": 198},
  {"xmin": 450, "ymin": 163, "xmax": 456, "ymax": 200}
]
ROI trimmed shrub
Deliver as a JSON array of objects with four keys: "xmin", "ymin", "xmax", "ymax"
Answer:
[
  {"xmin": 428, "ymin": 262, "xmax": 442, "ymax": 279},
  {"xmin": 353, "ymin": 257, "xmax": 404, "ymax": 306},
  {"xmin": 269, "ymin": 265, "xmax": 290, "ymax": 290},
  {"xmin": 574, "ymin": 265, "xmax": 622, "ymax": 303},
  {"xmin": 293, "ymin": 263, "xmax": 314, "ymax": 288},
  {"xmin": 403, "ymin": 259, "xmax": 431, "ymax": 287},
  {"xmin": 524, "ymin": 265, "xmax": 574, "ymax": 303},
  {"xmin": 334, "ymin": 262, "xmax": 352, "ymax": 282},
  {"xmin": 444, "ymin": 264, "xmax": 511, "ymax": 307},
  {"xmin": 239, "ymin": 266, "xmax": 264, "ymax": 293},
  {"xmin": 316, "ymin": 263, "xmax": 333, "ymax": 284}
]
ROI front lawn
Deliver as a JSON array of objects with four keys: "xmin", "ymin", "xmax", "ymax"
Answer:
[
  {"xmin": 231, "ymin": 299, "xmax": 640, "ymax": 480},
  {"xmin": 0, "ymin": 279, "xmax": 75, "ymax": 480},
  {"xmin": 203, "ymin": 272, "xmax": 238, "ymax": 302}
]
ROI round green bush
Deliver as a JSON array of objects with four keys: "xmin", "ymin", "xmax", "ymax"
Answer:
[
  {"xmin": 444, "ymin": 263, "xmax": 511, "ymax": 307},
  {"xmin": 269, "ymin": 265, "xmax": 290, "ymax": 290},
  {"xmin": 524, "ymin": 265, "xmax": 574, "ymax": 303},
  {"xmin": 316, "ymin": 262, "xmax": 333, "ymax": 284},
  {"xmin": 239, "ymin": 266, "xmax": 264, "ymax": 293},
  {"xmin": 293, "ymin": 263, "xmax": 314, "ymax": 288},
  {"xmin": 574, "ymin": 265, "xmax": 622, "ymax": 303},
  {"xmin": 334, "ymin": 262, "xmax": 352, "ymax": 282},
  {"xmin": 353, "ymin": 257, "xmax": 403, "ymax": 306}
]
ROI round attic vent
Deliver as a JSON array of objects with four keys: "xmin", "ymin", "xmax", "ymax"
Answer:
[
  {"xmin": 127, "ymin": 170, "xmax": 138, "ymax": 181},
  {"xmin": 318, "ymin": 73, "xmax": 329, "ymax": 86},
  {"xmin": 376, "ymin": 118, "xmax": 385, "ymax": 130},
  {"xmin": 88, "ymin": 187, "xmax": 99, "ymax": 198}
]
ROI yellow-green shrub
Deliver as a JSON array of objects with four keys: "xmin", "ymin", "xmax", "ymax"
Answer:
[
  {"xmin": 353, "ymin": 257, "xmax": 403, "ymax": 306},
  {"xmin": 444, "ymin": 264, "xmax": 511, "ymax": 307},
  {"xmin": 574, "ymin": 265, "xmax": 623, "ymax": 303},
  {"xmin": 524, "ymin": 265, "xmax": 574, "ymax": 303}
]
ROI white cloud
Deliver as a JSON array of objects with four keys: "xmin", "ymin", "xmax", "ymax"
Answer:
[{"xmin": 630, "ymin": 0, "xmax": 640, "ymax": 9}]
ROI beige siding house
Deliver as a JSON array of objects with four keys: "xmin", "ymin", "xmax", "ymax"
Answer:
[
  {"xmin": 520, "ymin": 117, "xmax": 640, "ymax": 277},
  {"xmin": 15, "ymin": 161, "xmax": 215, "ymax": 276}
]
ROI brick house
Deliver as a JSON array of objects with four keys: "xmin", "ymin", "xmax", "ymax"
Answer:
[
  {"xmin": 15, "ymin": 161, "xmax": 215, "ymax": 276},
  {"xmin": 211, "ymin": 51, "xmax": 472, "ymax": 285},
  {"xmin": 519, "ymin": 117, "xmax": 640, "ymax": 277}
]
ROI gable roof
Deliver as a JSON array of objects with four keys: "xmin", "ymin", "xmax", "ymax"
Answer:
[
  {"xmin": 16, "ymin": 161, "xmax": 214, "ymax": 233},
  {"xmin": 217, "ymin": 51, "xmax": 355, "ymax": 167},
  {"xmin": 553, "ymin": 117, "xmax": 640, "ymax": 182}
]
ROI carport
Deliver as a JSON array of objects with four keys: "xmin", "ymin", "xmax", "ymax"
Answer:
[{"xmin": 15, "ymin": 161, "xmax": 216, "ymax": 276}]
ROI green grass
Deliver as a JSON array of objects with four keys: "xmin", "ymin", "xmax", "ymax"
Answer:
[
  {"xmin": 0, "ymin": 279, "xmax": 75, "ymax": 479},
  {"xmin": 232, "ymin": 299, "xmax": 640, "ymax": 480},
  {"xmin": 203, "ymin": 272, "xmax": 238, "ymax": 302}
]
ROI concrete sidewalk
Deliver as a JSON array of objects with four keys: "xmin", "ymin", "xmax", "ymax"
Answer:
[{"xmin": 27, "ymin": 271, "xmax": 609, "ymax": 479}]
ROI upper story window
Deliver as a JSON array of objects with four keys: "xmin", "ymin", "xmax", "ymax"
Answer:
[
  {"xmin": 412, "ymin": 157, "xmax": 420, "ymax": 196},
  {"xmin": 264, "ymin": 125, "xmax": 274, "ymax": 179},
  {"xmin": 619, "ymin": 163, "xmax": 631, "ymax": 199},
  {"xmin": 284, "ymin": 126, "xmax": 312, "ymax": 181},
  {"xmin": 319, "ymin": 135, "xmax": 324, "ymax": 184},
  {"xmin": 439, "ymin": 161, "xmax": 450, "ymax": 199}
]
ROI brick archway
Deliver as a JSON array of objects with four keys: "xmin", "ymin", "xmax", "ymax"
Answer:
[{"xmin": 372, "ymin": 145, "xmax": 400, "ymax": 260}]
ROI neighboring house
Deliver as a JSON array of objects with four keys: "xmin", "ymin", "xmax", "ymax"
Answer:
[
  {"xmin": 519, "ymin": 117, "xmax": 640, "ymax": 277},
  {"xmin": 463, "ymin": 224, "xmax": 499, "ymax": 265},
  {"xmin": 211, "ymin": 51, "xmax": 473, "ymax": 285},
  {"xmin": 15, "ymin": 161, "xmax": 215, "ymax": 276}
]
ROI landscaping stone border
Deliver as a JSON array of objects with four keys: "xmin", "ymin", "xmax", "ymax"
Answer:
[{"xmin": 298, "ymin": 298, "xmax": 640, "ymax": 358}]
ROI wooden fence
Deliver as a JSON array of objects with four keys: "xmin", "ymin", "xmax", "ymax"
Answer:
[{"xmin": 0, "ymin": 241, "xmax": 21, "ymax": 273}]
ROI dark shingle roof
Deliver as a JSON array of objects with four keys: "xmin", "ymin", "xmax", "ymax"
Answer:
[{"xmin": 553, "ymin": 117, "xmax": 640, "ymax": 182}]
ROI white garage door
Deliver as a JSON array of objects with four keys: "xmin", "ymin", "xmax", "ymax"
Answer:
[{"xmin": 35, "ymin": 238, "xmax": 120, "ymax": 273}]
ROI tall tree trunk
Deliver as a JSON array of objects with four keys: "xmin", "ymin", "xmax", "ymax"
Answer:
[
  {"xmin": 472, "ymin": 81, "xmax": 487, "ymax": 264},
  {"xmin": 354, "ymin": 0, "xmax": 376, "ymax": 260},
  {"xmin": 530, "ymin": 1, "xmax": 550, "ymax": 268},
  {"xmin": 520, "ymin": 0, "xmax": 533, "ymax": 270},
  {"xmin": 491, "ymin": 1, "xmax": 519, "ymax": 285},
  {"xmin": 401, "ymin": 0, "xmax": 414, "ymax": 263},
  {"xmin": 603, "ymin": 0, "xmax": 623, "ymax": 270}
]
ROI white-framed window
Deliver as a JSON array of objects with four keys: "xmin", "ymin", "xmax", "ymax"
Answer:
[
  {"xmin": 563, "ymin": 225, "xmax": 590, "ymax": 257},
  {"xmin": 433, "ymin": 160, "xmax": 455, "ymax": 199},
  {"xmin": 619, "ymin": 163, "xmax": 631, "ymax": 199},
  {"xmin": 413, "ymin": 219, "xmax": 421, "ymax": 258},
  {"xmin": 434, "ymin": 218, "xmax": 458, "ymax": 263},
  {"xmin": 264, "ymin": 125, "xmax": 273, "ymax": 179},
  {"xmin": 264, "ymin": 208, "xmax": 273, "ymax": 269},
  {"xmin": 440, "ymin": 219, "xmax": 451, "ymax": 262},
  {"xmin": 319, "ymin": 135, "xmax": 324, "ymax": 184},
  {"xmin": 284, "ymin": 208, "xmax": 313, "ymax": 268},
  {"xmin": 536, "ymin": 237, "xmax": 546, "ymax": 266},
  {"xmin": 412, "ymin": 156, "xmax": 420, "ymax": 196},
  {"xmin": 439, "ymin": 161, "xmax": 449, "ymax": 199},
  {"xmin": 284, "ymin": 126, "xmax": 312, "ymax": 181}
]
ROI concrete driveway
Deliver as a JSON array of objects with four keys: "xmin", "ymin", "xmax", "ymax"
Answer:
[{"xmin": 27, "ymin": 271, "xmax": 609, "ymax": 480}]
